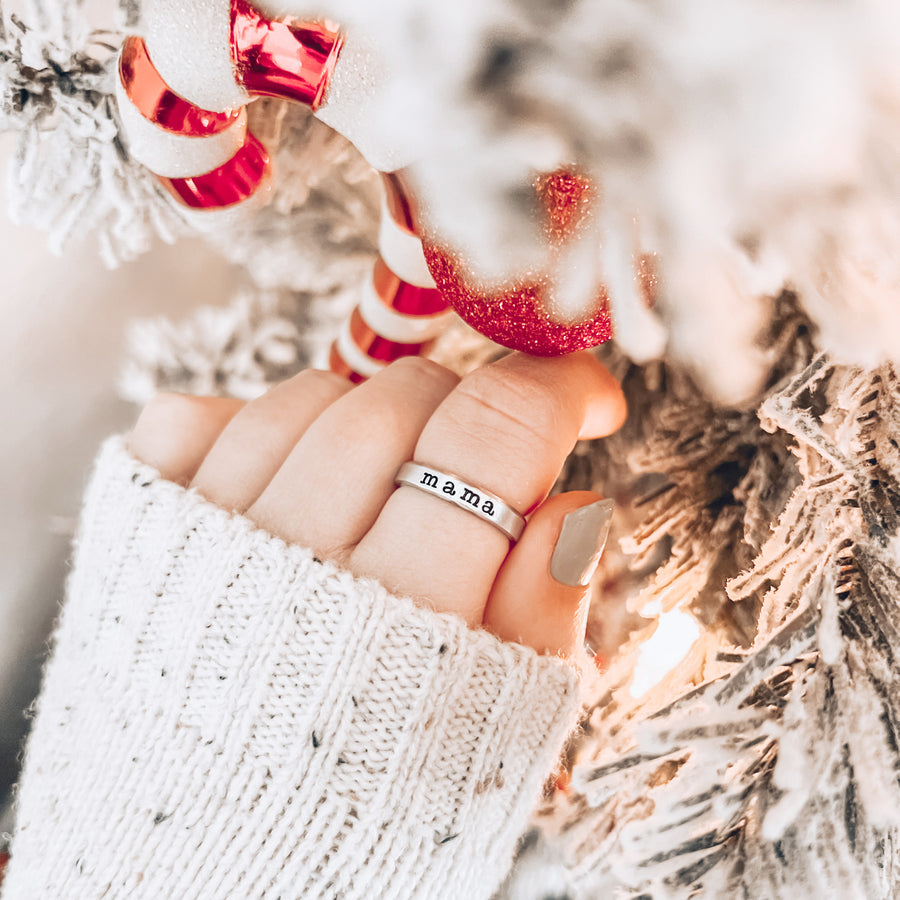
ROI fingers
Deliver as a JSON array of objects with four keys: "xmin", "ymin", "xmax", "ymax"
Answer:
[
  {"xmin": 127, "ymin": 393, "xmax": 245, "ymax": 485},
  {"xmin": 350, "ymin": 352, "xmax": 625, "ymax": 626},
  {"xmin": 127, "ymin": 354, "xmax": 625, "ymax": 663},
  {"xmin": 483, "ymin": 491, "xmax": 613, "ymax": 658},
  {"xmin": 247, "ymin": 357, "xmax": 459, "ymax": 558},
  {"xmin": 190, "ymin": 369, "xmax": 352, "ymax": 512}
]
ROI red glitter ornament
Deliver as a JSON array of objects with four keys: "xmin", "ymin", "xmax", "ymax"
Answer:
[{"xmin": 423, "ymin": 171, "xmax": 613, "ymax": 357}]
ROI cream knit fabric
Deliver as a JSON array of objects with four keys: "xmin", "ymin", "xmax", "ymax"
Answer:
[{"xmin": 4, "ymin": 437, "xmax": 581, "ymax": 899}]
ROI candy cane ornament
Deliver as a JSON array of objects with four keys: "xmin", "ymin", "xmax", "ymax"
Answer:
[
  {"xmin": 330, "ymin": 173, "xmax": 454, "ymax": 382},
  {"xmin": 114, "ymin": 0, "xmax": 614, "ymax": 382}
]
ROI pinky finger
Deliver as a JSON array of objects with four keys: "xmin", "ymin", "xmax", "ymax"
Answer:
[
  {"xmin": 127, "ymin": 393, "xmax": 245, "ymax": 486},
  {"xmin": 482, "ymin": 491, "xmax": 614, "ymax": 659}
]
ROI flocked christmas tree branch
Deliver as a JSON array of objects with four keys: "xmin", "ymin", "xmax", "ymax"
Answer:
[
  {"xmin": 502, "ymin": 300, "xmax": 900, "ymax": 898},
  {"xmin": 0, "ymin": 0, "xmax": 186, "ymax": 263}
]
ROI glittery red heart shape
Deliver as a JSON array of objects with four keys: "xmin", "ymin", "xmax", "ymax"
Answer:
[{"xmin": 422, "ymin": 171, "xmax": 612, "ymax": 357}]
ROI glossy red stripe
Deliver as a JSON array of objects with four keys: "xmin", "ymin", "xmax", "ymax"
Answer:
[
  {"xmin": 372, "ymin": 258, "xmax": 449, "ymax": 316},
  {"xmin": 381, "ymin": 171, "xmax": 421, "ymax": 233},
  {"xmin": 158, "ymin": 131, "xmax": 270, "ymax": 208},
  {"xmin": 119, "ymin": 36, "xmax": 241, "ymax": 137},
  {"xmin": 349, "ymin": 307, "xmax": 428, "ymax": 362},
  {"xmin": 328, "ymin": 343, "xmax": 366, "ymax": 384},
  {"xmin": 231, "ymin": 0, "xmax": 343, "ymax": 110}
]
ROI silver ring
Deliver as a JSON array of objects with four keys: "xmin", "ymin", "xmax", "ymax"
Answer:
[{"xmin": 394, "ymin": 462, "xmax": 526, "ymax": 542}]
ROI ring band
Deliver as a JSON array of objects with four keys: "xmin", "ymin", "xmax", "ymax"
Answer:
[{"xmin": 394, "ymin": 462, "xmax": 526, "ymax": 542}]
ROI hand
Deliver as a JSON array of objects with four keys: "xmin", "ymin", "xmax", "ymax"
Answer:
[{"xmin": 126, "ymin": 352, "xmax": 626, "ymax": 658}]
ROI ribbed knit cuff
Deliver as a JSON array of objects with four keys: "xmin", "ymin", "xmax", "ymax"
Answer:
[{"xmin": 5, "ymin": 436, "xmax": 581, "ymax": 900}]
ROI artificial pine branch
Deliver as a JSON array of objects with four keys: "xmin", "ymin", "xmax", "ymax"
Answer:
[
  {"xmin": 0, "ymin": 0, "xmax": 184, "ymax": 264},
  {"xmin": 503, "ymin": 300, "xmax": 900, "ymax": 898}
]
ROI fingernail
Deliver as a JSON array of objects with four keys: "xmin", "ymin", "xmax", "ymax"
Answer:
[{"xmin": 550, "ymin": 498, "xmax": 615, "ymax": 587}]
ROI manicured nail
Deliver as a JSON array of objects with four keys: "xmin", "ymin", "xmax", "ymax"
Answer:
[{"xmin": 550, "ymin": 498, "xmax": 615, "ymax": 587}]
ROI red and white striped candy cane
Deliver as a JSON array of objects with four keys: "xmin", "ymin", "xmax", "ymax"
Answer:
[
  {"xmin": 115, "ymin": 0, "xmax": 452, "ymax": 382},
  {"xmin": 329, "ymin": 173, "xmax": 452, "ymax": 383}
]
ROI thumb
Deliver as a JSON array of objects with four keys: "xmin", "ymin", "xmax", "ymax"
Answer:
[{"xmin": 482, "ymin": 491, "xmax": 614, "ymax": 658}]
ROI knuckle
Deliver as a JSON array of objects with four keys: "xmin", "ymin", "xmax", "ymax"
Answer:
[
  {"xmin": 256, "ymin": 369, "xmax": 348, "ymax": 421},
  {"xmin": 331, "ymin": 384, "xmax": 407, "ymax": 448},
  {"xmin": 127, "ymin": 392, "xmax": 209, "ymax": 474},
  {"xmin": 367, "ymin": 393, "xmax": 409, "ymax": 438},
  {"xmin": 134, "ymin": 391, "xmax": 200, "ymax": 428},
  {"xmin": 388, "ymin": 355, "xmax": 459, "ymax": 390},
  {"xmin": 450, "ymin": 368, "xmax": 564, "ymax": 453},
  {"xmin": 143, "ymin": 390, "xmax": 193, "ymax": 412},
  {"xmin": 296, "ymin": 367, "xmax": 351, "ymax": 395}
]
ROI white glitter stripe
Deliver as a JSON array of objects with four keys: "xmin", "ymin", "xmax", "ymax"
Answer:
[
  {"xmin": 378, "ymin": 198, "xmax": 436, "ymax": 288},
  {"xmin": 336, "ymin": 317, "xmax": 388, "ymax": 378},
  {"xmin": 143, "ymin": 0, "xmax": 248, "ymax": 112},
  {"xmin": 115, "ymin": 75, "xmax": 247, "ymax": 178},
  {"xmin": 358, "ymin": 276, "xmax": 453, "ymax": 343}
]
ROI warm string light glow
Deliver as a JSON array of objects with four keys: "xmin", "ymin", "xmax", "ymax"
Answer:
[{"xmin": 629, "ymin": 609, "xmax": 700, "ymax": 698}]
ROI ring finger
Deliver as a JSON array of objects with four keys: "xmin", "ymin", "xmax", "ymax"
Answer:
[{"xmin": 350, "ymin": 352, "xmax": 626, "ymax": 626}]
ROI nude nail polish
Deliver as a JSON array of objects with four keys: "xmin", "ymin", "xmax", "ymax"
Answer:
[{"xmin": 550, "ymin": 499, "xmax": 615, "ymax": 587}]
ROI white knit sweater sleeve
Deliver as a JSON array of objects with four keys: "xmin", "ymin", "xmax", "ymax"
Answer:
[{"xmin": 4, "ymin": 436, "xmax": 581, "ymax": 900}]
